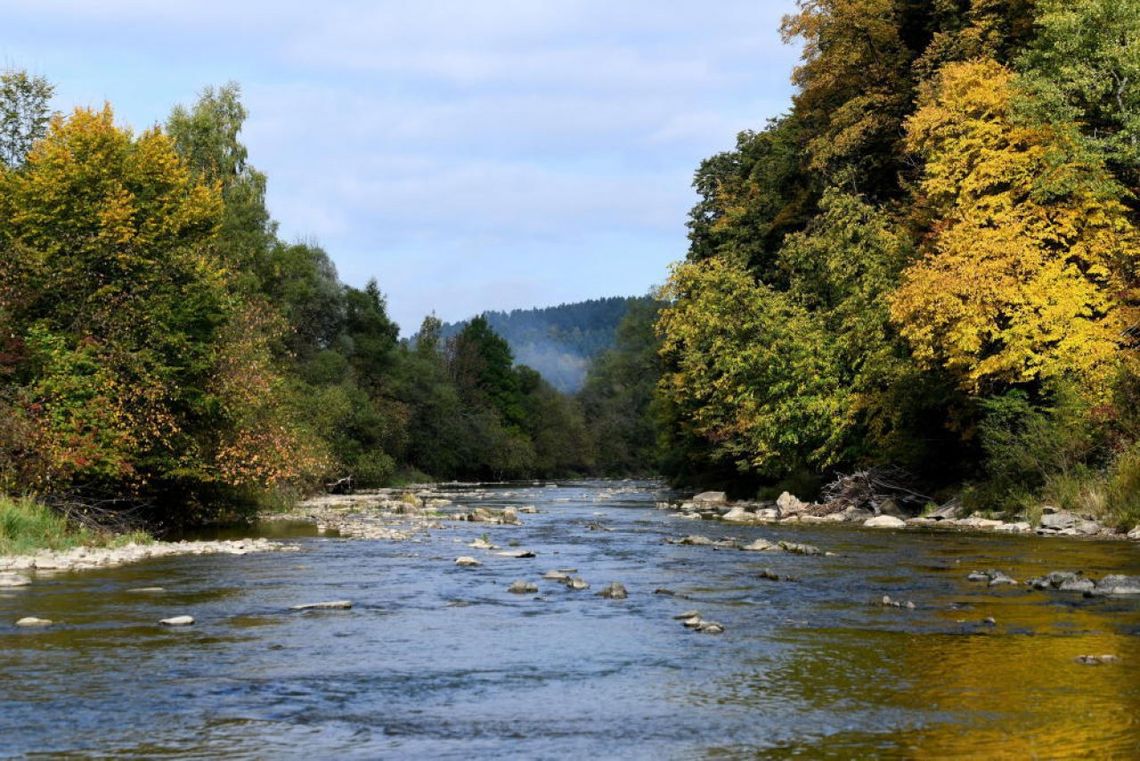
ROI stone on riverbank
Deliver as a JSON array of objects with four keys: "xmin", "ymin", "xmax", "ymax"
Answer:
[
  {"xmin": 776, "ymin": 492, "xmax": 809, "ymax": 518},
  {"xmin": 160, "ymin": 616, "xmax": 194, "ymax": 626},
  {"xmin": 693, "ymin": 491, "xmax": 728, "ymax": 506},
  {"xmin": 864, "ymin": 515, "xmax": 907, "ymax": 529},
  {"xmin": 15, "ymin": 617, "xmax": 52, "ymax": 627}
]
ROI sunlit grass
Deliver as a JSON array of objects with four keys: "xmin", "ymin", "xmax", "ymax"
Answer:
[{"xmin": 0, "ymin": 495, "xmax": 152, "ymax": 555}]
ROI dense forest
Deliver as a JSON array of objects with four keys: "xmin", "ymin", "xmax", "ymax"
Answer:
[
  {"xmin": 650, "ymin": 0, "xmax": 1140, "ymax": 528},
  {"xmin": 0, "ymin": 75, "xmax": 660, "ymax": 527},
  {"xmin": 437, "ymin": 296, "xmax": 652, "ymax": 392}
]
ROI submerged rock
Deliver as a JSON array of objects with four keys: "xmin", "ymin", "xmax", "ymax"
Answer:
[
  {"xmin": 543, "ymin": 570, "xmax": 571, "ymax": 582},
  {"xmin": 160, "ymin": 615, "xmax": 195, "ymax": 626},
  {"xmin": 778, "ymin": 541, "xmax": 821, "ymax": 556},
  {"xmin": 966, "ymin": 569, "xmax": 1019, "ymax": 586},
  {"xmin": 564, "ymin": 577, "xmax": 590, "ymax": 591},
  {"xmin": 290, "ymin": 600, "xmax": 352, "ymax": 610},
  {"xmin": 697, "ymin": 621, "xmax": 725, "ymax": 634},
  {"xmin": 597, "ymin": 582, "xmax": 628, "ymax": 600},
  {"xmin": 508, "ymin": 580, "xmax": 538, "ymax": 594},
  {"xmin": 495, "ymin": 549, "xmax": 536, "ymax": 559},
  {"xmin": 0, "ymin": 574, "xmax": 31, "ymax": 588},
  {"xmin": 740, "ymin": 539, "xmax": 777, "ymax": 552}
]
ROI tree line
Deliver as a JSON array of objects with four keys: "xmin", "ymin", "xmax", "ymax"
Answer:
[{"xmin": 0, "ymin": 76, "xmax": 657, "ymax": 527}]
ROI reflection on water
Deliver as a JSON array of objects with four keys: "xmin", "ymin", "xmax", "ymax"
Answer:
[{"xmin": 1, "ymin": 481, "xmax": 1138, "ymax": 758}]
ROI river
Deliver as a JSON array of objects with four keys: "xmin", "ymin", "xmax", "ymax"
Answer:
[{"xmin": 2, "ymin": 481, "xmax": 1139, "ymax": 759}]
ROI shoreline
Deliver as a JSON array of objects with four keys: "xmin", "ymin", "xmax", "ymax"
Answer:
[
  {"xmin": 4, "ymin": 481, "xmax": 1138, "ymax": 585},
  {"xmin": 664, "ymin": 490, "xmax": 1140, "ymax": 543}
]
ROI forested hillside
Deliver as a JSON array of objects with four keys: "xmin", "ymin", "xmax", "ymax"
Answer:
[
  {"xmin": 438, "ymin": 296, "xmax": 651, "ymax": 392},
  {"xmin": 653, "ymin": 0, "xmax": 1140, "ymax": 527}
]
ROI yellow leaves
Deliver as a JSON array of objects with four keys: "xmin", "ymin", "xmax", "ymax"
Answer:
[{"xmin": 891, "ymin": 60, "xmax": 1139, "ymax": 400}]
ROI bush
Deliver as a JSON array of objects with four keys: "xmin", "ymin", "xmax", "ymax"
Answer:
[
  {"xmin": 1107, "ymin": 447, "xmax": 1140, "ymax": 530},
  {"xmin": 352, "ymin": 450, "xmax": 396, "ymax": 488}
]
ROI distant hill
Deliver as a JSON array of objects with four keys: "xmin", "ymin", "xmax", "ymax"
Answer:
[{"xmin": 437, "ymin": 296, "xmax": 653, "ymax": 392}]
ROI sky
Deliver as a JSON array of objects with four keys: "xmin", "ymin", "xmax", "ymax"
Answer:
[{"xmin": 4, "ymin": 0, "xmax": 801, "ymax": 333}]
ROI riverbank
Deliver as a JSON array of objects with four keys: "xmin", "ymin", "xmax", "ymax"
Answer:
[{"xmin": 664, "ymin": 489, "xmax": 1140, "ymax": 542}]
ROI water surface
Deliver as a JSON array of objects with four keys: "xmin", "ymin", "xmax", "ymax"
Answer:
[{"xmin": 2, "ymin": 482, "xmax": 1139, "ymax": 759}]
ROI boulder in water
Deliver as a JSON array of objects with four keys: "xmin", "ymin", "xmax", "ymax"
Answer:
[{"xmin": 508, "ymin": 580, "xmax": 538, "ymax": 594}]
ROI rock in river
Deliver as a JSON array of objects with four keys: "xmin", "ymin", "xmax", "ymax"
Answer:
[
  {"xmin": 508, "ymin": 580, "xmax": 538, "ymax": 594},
  {"xmin": 290, "ymin": 600, "xmax": 352, "ymax": 611},
  {"xmin": 0, "ymin": 574, "xmax": 31, "ymax": 588},
  {"xmin": 455, "ymin": 556, "xmax": 482, "ymax": 567},
  {"xmin": 864, "ymin": 515, "xmax": 907, "ymax": 529},
  {"xmin": 597, "ymin": 582, "xmax": 628, "ymax": 599},
  {"xmin": 15, "ymin": 617, "xmax": 52, "ymax": 627},
  {"xmin": 160, "ymin": 616, "xmax": 195, "ymax": 626}
]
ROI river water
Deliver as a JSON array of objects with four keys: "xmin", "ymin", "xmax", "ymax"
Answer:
[{"xmin": 2, "ymin": 481, "xmax": 1139, "ymax": 759}]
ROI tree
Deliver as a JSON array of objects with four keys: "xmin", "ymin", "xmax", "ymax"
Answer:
[
  {"xmin": 657, "ymin": 258, "xmax": 847, "ymax": 478},
  {"xmin": 1020, "ymin": 0, "xmax": 1140, "ymax": 193},
  {"xmin": 167, "ymin": 83, "xmax": 276, "ymax": 278},
  {"xmin": 0, "ymin": 105, "xmax": 323, "ymax": 514},
  {"xmin": 890, "ymin": 60, "xmax": 1137, "ymax": 400},
  {"xmin": 0, "ymin": 70, "xmax": 54, "ymax": 168}
]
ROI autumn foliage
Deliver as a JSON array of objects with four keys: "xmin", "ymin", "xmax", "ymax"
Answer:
[{"xmin": 657, "ymin": 0, "xmax": 1140, "ymax": 517}]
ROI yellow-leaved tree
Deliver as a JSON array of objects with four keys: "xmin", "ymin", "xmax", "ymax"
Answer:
[{"xmin": 890, "ymin": 59, "xmax": 1138, "ymax": 400}]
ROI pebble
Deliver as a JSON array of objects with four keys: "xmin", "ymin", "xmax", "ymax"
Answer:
[
  {"xmin": 160, "ymin": 616, "xmax": 195, "ymax": 626},
  {"xmin": 15, "ymin": 617, "xmax": 52, "ymax": 627}
]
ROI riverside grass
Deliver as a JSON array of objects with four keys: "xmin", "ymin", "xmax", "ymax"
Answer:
[{"xmin": 0, "ymin": 496, "xmax": 150, "ymax": 555}]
